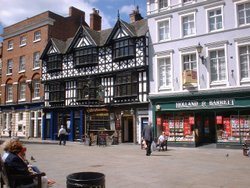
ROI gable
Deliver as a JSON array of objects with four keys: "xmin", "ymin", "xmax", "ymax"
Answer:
[
  {"xmin": 48, "ymin": 45, "xmax": 58, "ymax": 54},
  {"xmin": 113, "ymin": 28, "xmax": 129, "ymax": 39},
  {"xmin": 74, "ymin": 35, "xmax": 92, "ymax": 48}
]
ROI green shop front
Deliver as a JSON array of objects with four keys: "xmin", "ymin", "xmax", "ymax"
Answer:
[{"xmin": 150, "ymin": 90, "xmax": 250, "ymax": 148}]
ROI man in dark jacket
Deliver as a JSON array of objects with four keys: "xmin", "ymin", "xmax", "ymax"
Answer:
[{"xmin": 143, "ymin": 121, "xmax": 153, "ymax": 156}]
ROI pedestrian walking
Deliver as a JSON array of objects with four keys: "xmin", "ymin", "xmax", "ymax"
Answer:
[
  {"xmin": 142, "ymin": 121, "xmax": 153, "ymax": 156},
  {"xmin": 58, "ymin": 125, "xmax": 67, "ymax": 146},
  {"xmin": 8, "ymin": 128, "xmax": 12, "ymax": 138}
]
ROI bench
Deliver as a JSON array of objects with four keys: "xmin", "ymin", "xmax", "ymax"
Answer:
[{"xmin": 0, "ymin": 158, "xmax": 46, "ymax": 188}]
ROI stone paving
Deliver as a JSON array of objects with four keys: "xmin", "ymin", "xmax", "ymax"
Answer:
[{"xmin": 2, "ymin": 138, "xmax": 250, "ymax": 188}]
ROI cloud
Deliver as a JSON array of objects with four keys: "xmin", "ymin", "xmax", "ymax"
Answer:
[
  {"xmin": 120, "ymin": 5, "xmax": 135, "ymax": 15},
  {"xmin": 0, "ymin": 0, "xmax": 111, "ymax": 29}
]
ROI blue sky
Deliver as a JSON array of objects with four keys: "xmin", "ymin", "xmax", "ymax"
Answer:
[{"xmin": 0, "ymin": 0, "xmax": 147, "ymax": 42}]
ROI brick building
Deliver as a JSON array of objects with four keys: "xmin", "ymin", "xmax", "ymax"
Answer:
[{"xmin": 0, "ymin": 7, "xmax": 89, "ymax": 138}]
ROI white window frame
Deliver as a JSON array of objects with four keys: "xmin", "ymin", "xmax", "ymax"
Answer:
[
  {"xmin": 20, "ymin": 36, "xmax": 27, "ymax": 47},
  {"xmin": 19, "ymin": 55, "xmax": 26, "ymax": 72},
  {"xmin": 7, "ymin": 40, "xmax": 13, "ymax": 50},
  {"xmin": 156, "ymin": 53, "xmax": 173, "ymax": 91},
  {"xmin": 159, "ymin": 0, "xmax": 169, "ymax": 10},
  {"xmin": 180, "ymin": 12, "xmax": 196, "ymax": 38},
  {"xmin": 7, "ymin": 59, "xmax": 13, "ymax": 75},
  {"xmin": 34, "ymin": 31, "xmax": 41, "ymax": 42},
  {"xmin": 238, "ymin": 44, "xmax": 250, "ymax": 83},
  {"xmin": 18, "ymin": 82, "xmax": 26, "ymax": 101},
  {"xmin": 33, "ymin": 80, "xmax": 40, "ymax": 99},
  {"xmin": 208, "ymin": 47, "xmax": 227, "ymax": 86},
  {"xmin": 157, "ymin": 18, "xmax": 171, "ymax": 42},
  {"xmin": 236, "ymin": 1, "xmax": 250, "ymax": 27},
  {"xmin": 33, "ymin": 51, "xmax": 40, "ymax": 69},
  {"xmin": 6, "ymin": 84, "xmax": 13, "ymax": 102},
  {"xmin": 206, "ymin": 6, "xmax": 224, "ymax": 33}
]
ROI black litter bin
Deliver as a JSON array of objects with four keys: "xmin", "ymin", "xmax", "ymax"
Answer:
[{"xmin": 67, "ymin": 172, "xmax": 105, "ymax": 188}]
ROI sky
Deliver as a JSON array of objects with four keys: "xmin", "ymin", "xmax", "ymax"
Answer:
[{"xmin": 0, "ymin": 0, "xmax": 147, "ymax": 42}]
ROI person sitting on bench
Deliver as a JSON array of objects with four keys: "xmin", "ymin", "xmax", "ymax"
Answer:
[{"xmin": 158, "ymin": 132, "xmax": 167, "ymax": 151}]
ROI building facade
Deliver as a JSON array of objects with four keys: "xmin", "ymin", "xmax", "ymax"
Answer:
[
  {"xmin": 147, "ymin": 0, "xmax": 250, "ymax": 147},
  {"xmin": 0, "ymin": 7, "xmax": 87, "ymax": 138},
  {"xmin": 41, "ymin": 8, "xmax": 149, "ymax": 144}
]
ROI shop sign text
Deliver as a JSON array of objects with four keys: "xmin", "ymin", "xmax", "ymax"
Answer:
[{"xmin": 176, "ymin": 99, "xmax": 234, "ymax": 109}]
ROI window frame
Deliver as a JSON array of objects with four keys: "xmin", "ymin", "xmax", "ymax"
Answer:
[
  {"xmin": 6, "ymin": 84, "xmax": 13, "ymax": 102},
  {"xmin": 157, "ymin": 18, "xmax": 170, "ymax": 42},
  {"xmin": 159, "ymin": 0, "xmax": 169, "ymax": 10},
  {"xmin": 180, "ymin": 12, "xmax": 196, "ymax": 37},
  {"xmin": 46, "ymin": 54, "xmax": 62, "ymax": 73},
  {"xmin": 207, "ymin": 6, "xmax": 224, "ymax": 32},
  {"xmin": 239, "ymin": 44, "xmax": 250, "ymax": 82},
  {"xmin": 237, "ymin": 1, "xmax": 250, "ymax": 27},
  {"xmin": 209, "ymin": 48, "xmax": 226, "ymax": 83},
  {"xmin": 19, "ymin": 55, "xmax": 26, "ymax": 72},
  {"xmin": 20, "ymin": 36, "xmax": 27, "ymax": 47},
  {"xmin": 7, "ymin": 59, "xmax": 13, "ymax": 75},
  {"xmin": 33, "ymin": 79, "xmax": 40, "ymax": 99},
  {"xmin": 49, "ymin": 83, "xmax": 65, "ymax": 104},
  {"xmin": 157, "ymin": 56, "xmax": 172, "ymax": 90},
  {"xmin": 33, "ymin": 51, "xmax": 40, "ymax": 69},
  {"xmin": 18, "ymin": 82, "xmax": 26, "ymax": 101},
  {"xmin": 7, "ymin": 40, "xmax": 14, "ymax": 51},
  {"xmin": 112, "ymin": 38, "xmax": 135, "ymax": 61},
  {"xmin": 73, "ymin": 47, "xmax": 98, "ymax": 68},
  {"xmin": 34, "ymin": 31, "xmax": 41, "ymax": 42}
]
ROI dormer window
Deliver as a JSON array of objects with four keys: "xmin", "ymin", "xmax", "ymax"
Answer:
[
  {"xmin": 73, "ymin": 47, "xmax": 98, "ymax": 68},
  {"xmin": 113, "ymin": 38, "xmax": 135, "ymax": 61},
  {"xmin": 46, "ymin": 54, "xmax": 62, "ymax": 73}
]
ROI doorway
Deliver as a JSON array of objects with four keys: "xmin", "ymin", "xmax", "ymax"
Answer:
[
  {"xmin": 195, "ymin": 111, "xmax": 216, "ymax": 145},
  {"xmin": 122, "ymin": 116, "xmax": 133, "ymax": 143}
]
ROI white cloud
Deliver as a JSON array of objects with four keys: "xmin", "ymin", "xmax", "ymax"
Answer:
[
  {"xmin": 120, "ymin": 5, "xmax": 135, "ymax": 15},
  {"xmin": 0, "ymin": 0, "xmax": 111, "ymax": 29}
]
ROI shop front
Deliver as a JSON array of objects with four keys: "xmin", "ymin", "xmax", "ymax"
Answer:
[{"xmin": 150, "ymin": 90, "xmax": 250, "ymax": 148}]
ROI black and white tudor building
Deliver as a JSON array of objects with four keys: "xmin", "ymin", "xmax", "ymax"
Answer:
[{"xmin": 41, "ymin": 11, "xmax": 149, "ymax": 144}]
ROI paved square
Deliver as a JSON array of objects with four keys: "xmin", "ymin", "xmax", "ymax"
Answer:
[{"xmin": 22, "ymin": 142, "xmax": 249, "ymax": 188}]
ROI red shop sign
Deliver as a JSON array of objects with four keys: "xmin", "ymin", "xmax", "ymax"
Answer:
[
  {"xmin": 216, "ymin": 116, "xmax": 223, "ymax": 124},
  {"xmin": 156, "ymin": 117, "xmax": 162, "ymax": 125},
  {"xmin": 189, "ymin": 117, "xmax": 194, "ymax": 125}
]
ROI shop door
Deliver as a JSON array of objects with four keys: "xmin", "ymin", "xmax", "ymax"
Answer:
[
  {"xmin": 122, "ymin": 116, "xmax": 133, "ymax": 143},
  {"xmin": 196, "ymin": 112, "xmax": 216, "ymax": 145}
]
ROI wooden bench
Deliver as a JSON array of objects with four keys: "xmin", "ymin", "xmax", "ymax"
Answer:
[{"xmin": 0, "ymin": 158, "xmax": 46, "ymax": 188}]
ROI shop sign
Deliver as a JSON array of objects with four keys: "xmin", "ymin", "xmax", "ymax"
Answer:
[{"xmin": 176, "ymin": 99, "xmax": 234, "ymax": 109}]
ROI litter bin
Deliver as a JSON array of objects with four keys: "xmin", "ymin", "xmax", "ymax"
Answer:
[{"xmin": 67, "ymin": 172, "xmax": 105, "ymax": 188}]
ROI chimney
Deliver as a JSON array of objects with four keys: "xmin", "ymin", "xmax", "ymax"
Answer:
[
  {"xmin": 129, "ymin": 5, "xmax": 143, "ymax": 23},
  {"xmin": 69, "ymin": 6, "xmax": 85, "ymax": 21},
  {"xmin": 90, "ymin": 8, "xmax": 102, "ymax": 31}
]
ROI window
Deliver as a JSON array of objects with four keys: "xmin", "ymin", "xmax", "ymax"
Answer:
[
  {"xmin": 238, "ymin": 2, "xmax": 250, "ymax": 26},
  {"xmin": 46, "ymin": 55, "xmax": 62, "ymax": 73},
  {"xmin": 20, "ymin": 36, "xmax": 27, "ymax": 46},
  {"xmin": 33, "ymin": 80, "xmax": 40, "ymax": 98},
  {"xmin": 182, "ymin": 53, "xmax": 197, "ymax": 85},
  {"xmin": 210, "ymin": 49, "xmax": 226, "ymax": 82},
  {"xmin": 6, "ymin": 84, "xmax": 13, "ymax": 101},
  {"xmin": 49, "ymin": 83, "xmax": 65, "ymax": 104},
  {"xmin": 33, "ymin": 52, "xmax": 40, "ymax": 68},
  {"xmin": 208, "ymin": 8, "xmax": 223, "ymax": 32},
  {"xmin": 113, "ymin": 38, "xmax": 135, "ymax": 61},
  {"xmin": 182, "ymin": 14, "xmax": 195, "ymax": 37},
  {"xmin": 114, "ymin": 72, "xmax": 137, "ymax": 98},
  {"xmin": 19, "ymin": 55, "xmax": 25, "ymax": 72},
  {"xmin": 159, "ymin": 0, "xmax": 168, "ymax": 9},
  {"xmin": 7, "ymin": 59, "xmax": 13, "ymax": 74},
  {"xmin": 158, "ymin": 20, "xmax": 170, "ymax": 41},
  {"xmin": 183, "ymin": 0, "xmax": 192, "ymax": 3},
  {"xmin": 19, "ymin": 82, "xmax": 26, "ymax": 101},
  {"xmin": 34, "ymin": 31, "xmax": 41, "ymax": 41},
  {"xmin": 7, "ymin": 40, "xmax": 13, "ymax": 50},
  {"xmin": 158, "ymin": 57, "xmax": 171, "ymax": 89},
  {"xmin": 18, "ymin": 113, "xmax": 23, "ymax": 121},
  {"xmin": 239, "ymin": 45, "xmax": 250, "ymax": 80},
  {"xmin": 74, "ymin": 48, "xmax": 98, "ymax": 67}
]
